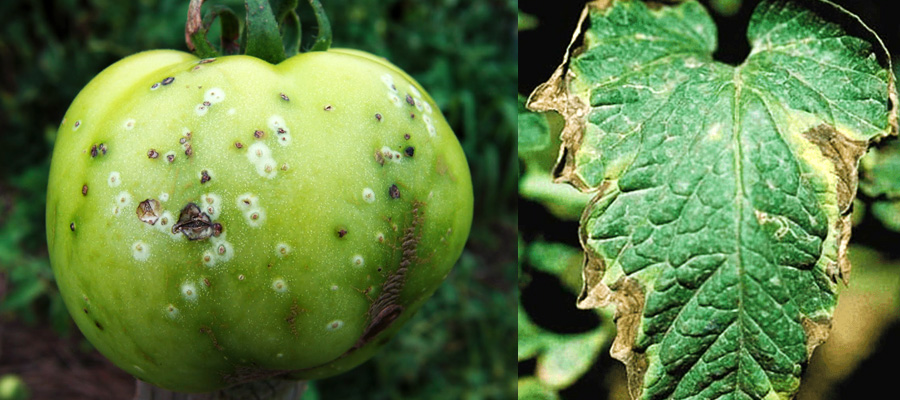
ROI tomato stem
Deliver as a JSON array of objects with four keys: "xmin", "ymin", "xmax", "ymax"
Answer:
[
  {"xmin": 185, "ymin": 0, "xmax": 332, "ymax": 62},
  {"xmin": 185, "ymin": 0, "xmax": 240, "ymax": 58}
]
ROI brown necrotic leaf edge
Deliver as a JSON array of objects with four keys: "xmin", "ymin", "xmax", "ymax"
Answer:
[{"xmin": 526, "ymin": 0, "xmax": 897, "ymax": 398}]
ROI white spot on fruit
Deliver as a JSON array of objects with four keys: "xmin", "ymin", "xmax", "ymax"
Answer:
[
  {"xmin": 272, "ymin": 279, "xmax": 288, "ymax": 293},
  {"xmin": 108, "ymin": 172, "xmax": 121, "ymax": 187},
  {"xmin": 351, "ymin": 255, "xmax": 364, "ymax": 267},
  {"xmin": 376, "ymin": 232, "xmax": 385, "ymax": 243},
  {"xmin": 201, "ymin": 193, "xmax": 222, "ymax": 219},
  {"xmin": 380, "ymin": 146, "xmax": 402, "ymax": 163},
  {"xmin": 124, "ymin": 119, "xmax": 136, "ymax": 130},
  {"xmin": 423, "ymin": 101, "xmax": 433, "ymax": 114},
  {"xmin": 326, "ymin": 320, "xmax": 344, "ymax": 331},
  {"xmin": 195, "ymin": 103, "xmax": 208, "ymax": 116},
  {"xmin": 202, "ymin": 250, "xmax": 216, "ymax": 267},
  {"xmin": 388, "ymin": 92, "xmax": 402, "ymax": 107},
  {"xmin": 246, "ymin": 142, "xmax": 277, "ymax": 179},
  {"xmin": 236, "ymin": 193, "xmax": 259, "ymax": 209},
  {"xmin": 276, "ymin": 243, "xmax": 291, "ymax": 257},
  {"xmin": 166, "ymin": 304, "xmax": 179, "ymax": 319},
  {"xmin": 210, "ymin": 234, "xmax": 234, "ymax": 262},
  {"xmin": 380, "ymin": 73, "xmax": 395, "ymax": 90},
  {"xmin": 267, "ymin": 115, "xmax": 286, "ymax": 131},
  {"xmin": 182, "ymin": 282, "xmax": 198, "ymax": 301},
  {"xmin": 362, "ymin": 188, "xmax": 376, "ymax": 203},
  {"xmin": 408, "ymin": 85, "xmax": 421, "ymax": 98},
  {"xmin": 204, "ymin": 87, "xmax": 225, "ymax": 104},
  {"xmin": 330, "ymin": 284, "xmax": 339, "ymax": 291},
  {"xmin": 117, "ymin": 191, "xmax": 132, "ymax": 204},
  {"xmin": 246, "ymin": 142, "xmax": 271, "ymax": 162},
  {"xmin": 228, "ymin": 108, "xmax": 236, "ymax": 115},
  {"xmin": 73, "ymin": 120, "xmax": 81, "ymax": 131},
  {"xmin": 160, "ymin": 192, "xmax": 169, "ymax": 202},
  {"xmin": 132, "ymin": 241, "xmax": 150, "ymax": 261},
  {"xmin": 244, "ymin": 208, "xmax": 266, "ymax": 227}
]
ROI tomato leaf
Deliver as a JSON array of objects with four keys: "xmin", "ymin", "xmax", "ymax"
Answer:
[{"xmin": 528, "ymin": 0, "xmax": 896, "ymax": 398}]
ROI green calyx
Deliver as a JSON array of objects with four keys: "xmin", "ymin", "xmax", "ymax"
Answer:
[{"xmin": 186, "ymin": 0, "xmax": 332, "ymax": 64}]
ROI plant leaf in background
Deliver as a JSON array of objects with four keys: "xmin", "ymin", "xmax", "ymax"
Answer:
[
  {"xmin": 518, "ymin": 240, "xmax": 614, "ymax": 398},
  {"xmin": 859, "ymin": 135, "xmax": 900, "ymax": 230},
  {"xmin": 527, "ymin": 0, "xmax": 896, "ymax": 398}
]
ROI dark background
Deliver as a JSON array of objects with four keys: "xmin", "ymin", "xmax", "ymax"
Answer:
[
  {"xmin": 518, "ymin": 0, "xmax": 900, "ymax": 399},
  {"xmin": 0, "ymin": 0, "xmax": 517, "ymax": 399}
]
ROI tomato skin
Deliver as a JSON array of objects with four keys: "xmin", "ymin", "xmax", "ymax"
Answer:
[{"xmin": 47, "ymin": 49, "xmax": 473, "ymax": 392}]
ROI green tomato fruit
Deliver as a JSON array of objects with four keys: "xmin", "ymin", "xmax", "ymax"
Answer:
[{"xmin": 46, "ymin": 49, "xmax": 473, "ymax": 393}]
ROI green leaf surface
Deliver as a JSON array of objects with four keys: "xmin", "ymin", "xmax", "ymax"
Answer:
[{"xmin": 527, "ymin": 0, "xmax": 896, "ymax": 399}]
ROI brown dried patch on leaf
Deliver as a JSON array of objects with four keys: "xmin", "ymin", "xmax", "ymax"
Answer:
[
  {"xmin": 801, "ymin": 123, "xmax": 868, "ymax": 285},
  {"xmin": 801, "ymin": 315, "xmax": 833, "ymax": 361},
  {"xmin": 525, "ymin": 1, "xmax": 610, "ymax": 192},
  {"xmin": 576, "ymin": 183, "xmax": 612, "ymax": 309},
  {"xmin": 575, "ymin": 183, "xmax": 648, "ymax": 398},
  {"xmin": 801, "ymin": 124, "xmax": 867, "ymax": 212},
  {"xmin": 607, "ymin": 277, "xmax": 649, "ymax": 400}
]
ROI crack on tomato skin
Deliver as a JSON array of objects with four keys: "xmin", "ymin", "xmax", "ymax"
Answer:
[
  {"xmin": 352, "ymin": 201, "xmax": 424, "ymax": 350},
  {"xmin": 285, "ymin": 298, "xmax": 306, "ymax": 337},
  {"xmin": 172, "ymin": 202, "xmax": 220, "ymax": 240},
  {"xmin": 200, "ymin": 326, "xmax": 224, "ymax": 351}
]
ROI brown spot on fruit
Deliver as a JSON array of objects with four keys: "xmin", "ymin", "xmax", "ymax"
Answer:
[
  {"xmin": 90, "ymin": 145, "xmax": 98, "ymax": 158},
  {"xmin": 254, "ymin": 130, "xmax": 264, "ymax": 139},
  {"xmin": 172, "ymin": 203, "xmax": 216, "ymax": 240},
  {"xmin": 70, "ymin": 222, "xmax": 76, "ymax": 231},
  {"xmin": 404, "ymin": 146, "xmax": 414, "ymax": 157},
  {"xmin": 337, "ymin": 228, "xmax": 348, "ymax": 238},
  {"xmin": 403, "ymin": 133, "xmax": 411, "ymax": 140},
  {"xmin": 234, "ymin": 142, "xmax": 244, "ymax": 149},
  {"xmin": 405, "ymin": 94, "xmax": 415, "ymax": 106},
  {"xmin": 280, "ymin": 93, "xmax": 290, "ymax": 101},
  {"xmin": 324, "ymin": 105, "xmax": 333, "ymax": 111},
  {"xmin": 136, "ymin": 199, "xmax": 162, "ymax": 225},
  {"xmin": 148, "ymin": 149, "xmax": 159, "ymax": 159},
  {"xmin": 389, "ymin": 184, "xmax": 400, "ymax": 199},
  {"xmin": 375, "ymin": 113, "xmax": 383, "ymax": 122},
  {"xmin": 200, "ymin": 170, "xmax": 211, "ymax": 184},
  {"xmin": 82, "ymin": 185, "xmax": 88, "ymax": 196},
  {"xmin": 161, "ymin": 77, "xmax": 175, "ymax": 85}
]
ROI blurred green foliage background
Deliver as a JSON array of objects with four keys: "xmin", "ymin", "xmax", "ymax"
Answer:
[{"xmin": 0, "ymin": 0, "xmax": 517, "ymax": 399}]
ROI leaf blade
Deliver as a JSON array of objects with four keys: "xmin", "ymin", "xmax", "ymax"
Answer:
[{"xmin": 528, "ymin": 0, "xmax": 896, "ymax": 398}]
